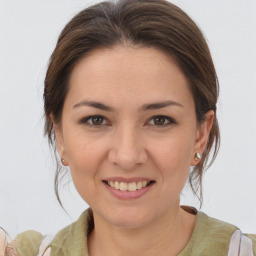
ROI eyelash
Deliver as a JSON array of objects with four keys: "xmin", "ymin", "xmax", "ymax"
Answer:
[
  {"xmin": 80, "ymin": 115, "xmax": 109, "ymax": 127},
  {"xmin": 80, "ymin": 115, "xmax": 177, "ymax": 127},
  {"xmin": 147, "ymin": 115, "xmax": 177, "ymax": 126}
]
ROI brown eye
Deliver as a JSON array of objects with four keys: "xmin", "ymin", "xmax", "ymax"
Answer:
[
  {"xmin": 80, "ymin": 115, "xmax": 107, "ymax": 126},
  {"xmin": 90, "ymin": 116, "xmax": 104, "ymax": 125},
  {"xmin": 148, "ymin": 115, "xmax": 175, "ymax": 126},
  {"xmin": 153, "ymin": 116, "xmax": 166, "ymax": 125}
]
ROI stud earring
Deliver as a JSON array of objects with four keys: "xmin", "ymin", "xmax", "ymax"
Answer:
[
  {"xmin": 61, "ymin": 158, "xmax": 68, "ymax": 166},
  {"xmin": 194, "ymin": 152, "xmax": 201, "ymax": 161}
]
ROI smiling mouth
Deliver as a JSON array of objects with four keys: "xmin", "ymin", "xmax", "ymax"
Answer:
[{"xmin": 103, "ymin": 180, "xmax": 155, "ymax": 192}]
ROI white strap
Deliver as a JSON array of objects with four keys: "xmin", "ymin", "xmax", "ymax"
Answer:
[
  {"xmin": 37, "ymin": 234, "xmax": 54, "ymax": 256},
  {"xmin": 228, "ymin": 230, "xmax": 254, "ymax": 256},
  {"xmin": 228, "ymin": 230, "xmax": 241, "ymax": 256},
  {"xmin": 240, "ymin": 235, "xmax": 254, "ymax": 256}
]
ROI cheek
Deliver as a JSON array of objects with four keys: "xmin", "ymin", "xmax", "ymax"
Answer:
[
  {"xmin": 71, "ymin": 146, "xmax": 100, "ymax": 172},
  {"xmin": 65, "ymin": 128, "xmax": 100, "ymax": 165},
  {"xmin": 152, "ymin": 132, "xmax": 195, "ymax": 169},
  {"xmin": 65, "ymin": 139, "xmax": 107, "ymax": 204},
  {"xmin": 64, "ymin": 132, "xmax": 106, "ymax": 185},
  {"xmin": 149, "ymin": 131, "xmax": 195, "ymax": 188}
]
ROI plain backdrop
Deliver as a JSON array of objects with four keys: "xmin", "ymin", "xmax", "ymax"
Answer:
[{"xmin": 0, "ymin": 0, "xmax": 255, "ymax": 238}]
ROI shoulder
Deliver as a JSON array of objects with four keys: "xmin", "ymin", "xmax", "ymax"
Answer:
[
  {"xmin": 14, "ymin": 230, "xmax": 44, "ymax": 256},
  {"xmin": 50, "ymin": 209, "xmax": 91, "ymax": 255},
  {"xmin": 13, "ymin": 209, "xmax": 91, "ymax": 256},
  {"xmin": 188, "ymin": 211, "xmax": 238, "ymax": 255},
  {"xmin": 13, "ymin": 227, "xmax": 69, "ymax": 256},
  {"xmin": 193, "ymin": 211, "xmax": 256, "ymax": 255},
  {"xmin": 13, "ymin": 228, "xmax": 66, "ymax": 256}
]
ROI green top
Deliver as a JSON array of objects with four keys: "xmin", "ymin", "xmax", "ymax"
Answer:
[{"xmin": 14, "ymin": 207, "xmax": 256, "ymax": 256}]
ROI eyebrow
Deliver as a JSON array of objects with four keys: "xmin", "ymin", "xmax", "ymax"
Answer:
[
  {"xmin": 73, "ymin": 101, "xmax": 114, "ymax": 111},
  {"xmin": 140, "ymin": 100, "xmax": 184, "ymax": 111},
  {"xmin": 73, "ymin": 100, "xmax": 184, "ymax": 111}
]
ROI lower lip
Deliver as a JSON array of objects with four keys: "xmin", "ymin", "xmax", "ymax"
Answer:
[{"xmin": 103, "ymin": 182, "xmax": 154, "ymax": 200}]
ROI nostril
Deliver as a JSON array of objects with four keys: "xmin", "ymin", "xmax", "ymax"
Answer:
[
  {"xmin": 108, "ymin": 144, "xmax": 148, "ymax": 169},
  {"xmin": 109, "ymin": 153, "xmax": 147, "ymax": 170}
]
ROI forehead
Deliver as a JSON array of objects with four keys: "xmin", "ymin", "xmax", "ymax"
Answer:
[{"xmin": 67, "ymin": 46, "xmax": 193, "ymax": 108}]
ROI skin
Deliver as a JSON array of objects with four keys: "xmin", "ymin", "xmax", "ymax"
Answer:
[{"xmin": 54, "ymin": 46, "xmax": 214, "ymax": 256}]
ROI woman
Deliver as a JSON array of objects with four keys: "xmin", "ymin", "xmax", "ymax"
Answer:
[{"xmin": 1, "ymin": 0, "xmax": 255, "ymax": 255}]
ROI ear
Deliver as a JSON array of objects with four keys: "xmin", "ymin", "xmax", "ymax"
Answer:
[
  {"xmin": 50, "ymin": 114, "xmax": 69, "ymax": 166},
  {"xmin": 191, "ymin": 110, "xmax": 215, "ymax": 166}
]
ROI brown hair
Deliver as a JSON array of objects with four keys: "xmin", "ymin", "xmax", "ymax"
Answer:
[{"xmin": 44, "ymin": 0, "xmax": 220, "ymax": 207}]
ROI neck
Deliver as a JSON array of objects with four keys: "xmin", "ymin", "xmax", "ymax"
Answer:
[{"xmin": 88, "ymin": 206, "xmax": 196, "ymax": 256}]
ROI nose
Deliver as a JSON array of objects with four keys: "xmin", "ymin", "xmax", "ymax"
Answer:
[{"xmin": 108, "ymin": 125, "xmax": 148, "ymax": 170}]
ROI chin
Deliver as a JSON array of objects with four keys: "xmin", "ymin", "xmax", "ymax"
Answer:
[
  {"xmin": 101, "ymin": 205, "xmax": 155, "ymax": 229},
  {"xmin": 109, "ymin": 215, "xmax": 151, "ymax": 229}
]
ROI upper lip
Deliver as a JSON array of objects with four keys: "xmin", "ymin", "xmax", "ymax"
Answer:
[{"xmin": 103, "ymin": 177, "xmax": 154, "ymax": 183}]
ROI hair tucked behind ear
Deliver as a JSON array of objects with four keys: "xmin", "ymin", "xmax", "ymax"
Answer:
[{"xmin": 44, "ymin": 0, "xmax": 220, "ymax": 207}]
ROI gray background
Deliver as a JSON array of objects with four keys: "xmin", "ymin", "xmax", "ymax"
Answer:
[{"xmin": 0, "ymin": 0, "xmax": 255, "ymax": 238}]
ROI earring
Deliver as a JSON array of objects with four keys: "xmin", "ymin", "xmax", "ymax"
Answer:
[
  {"xmin": 194, "ymin": 152, "xmax": 201, "ymax": 161},
  {"xmin": 61, "ymin": 158, "xmax": 68, "ymax": 166}
]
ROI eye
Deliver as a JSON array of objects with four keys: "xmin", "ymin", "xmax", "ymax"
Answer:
[
  {"xmin": 148, "ymin": 115, "xmax": 176, "ymax": 126},
  {"xmin": 80, "ymin": 115, "xmax": 107, "ymax": 126}
]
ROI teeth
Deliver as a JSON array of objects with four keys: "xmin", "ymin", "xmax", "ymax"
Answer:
[
  {"xmin": 128, "ymin": 182, "xmax": 137, "ymax": 192},
  {"xmin": 107, "ymin": 180, "xmax": 151, "ymax": 191},
  {"xmin": 137, "ymin": 181, "xmax": 142, "ymax": 189},
  {"xmin": 120, "ymin": 182, "xmax": 128, "ymax": 191},
  {"xmin": 114, "ymin": 181, "xmax": 120, "ymax": 190}
]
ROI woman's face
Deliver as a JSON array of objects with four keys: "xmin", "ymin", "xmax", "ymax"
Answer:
[{"xmin": 55, "ymin": 46, "xmax": 213, "ymax": 228}]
